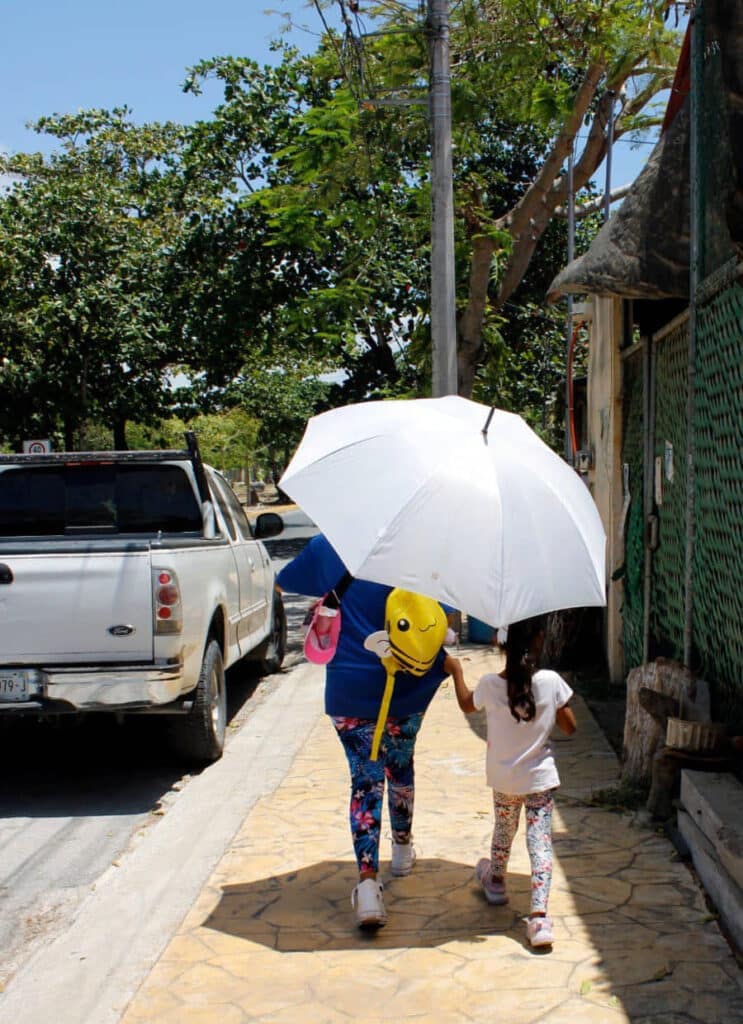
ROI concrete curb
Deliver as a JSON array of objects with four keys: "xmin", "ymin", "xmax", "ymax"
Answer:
[{"xmin": 0, "ymin": 662, "xmax": 325, "ymax": 1024}]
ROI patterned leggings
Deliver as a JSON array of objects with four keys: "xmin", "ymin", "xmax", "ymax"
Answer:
[
  {"xmin": 490, "ymin": 789, "xmax": 555, "ymax": 914},
  {"xmin": 331, "ymin": 713, "xmax": 423, "ymax": 876}
]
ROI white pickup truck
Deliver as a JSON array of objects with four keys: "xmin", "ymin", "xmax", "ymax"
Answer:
[{"xmin": 0, "ymin": 434, "xmax": 286, "ymax": 763}]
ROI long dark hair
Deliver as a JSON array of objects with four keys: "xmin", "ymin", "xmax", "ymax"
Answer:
[{"xmin": 504, "ymin": 616, "xmax": 547, "ymax": 723}]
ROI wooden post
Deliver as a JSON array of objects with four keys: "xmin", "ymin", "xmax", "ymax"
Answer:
[{"xmin": 587, "ymin": 296, "xmax": 625, "ymax": 683}]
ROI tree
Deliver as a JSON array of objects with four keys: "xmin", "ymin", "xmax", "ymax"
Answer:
[
  {"xmin": 271, "ymin": 0, "xmax": 679, "ymax": 396},
  {"xmin": 451, "ymin": 0, "xmax": 678, "ymax": 394},
  {"xmin": 126, "ymin": 408, "xmax": 261, "ymax": 471},
  {"xmin": 182, "ymin": 48, "xmax": 432, "ymax": 398},
  {"xmin": 0, "ymin": 106, "xmax": 295, "ymax": 450},
  {"xmin": 0, "ymin": 113, "xmax": 195, "ymax": 448},
  {"xmin": 0, "ymin": 4, "xmax": 679, "ymax": 456},
  {"xmin": 217, "ymin": 366, "xmax": 330, "ymax": 481},
  {"xmin": 0, "ymin": 110, "xmax": 193, "ymax": 449}
]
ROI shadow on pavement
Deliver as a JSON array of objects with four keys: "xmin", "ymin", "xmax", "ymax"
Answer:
[
  {"xmin": 0, "ymin": 714, "xmax": 187, "ymax": 817},
  {"xmin": 201, "ymin": 857, "xmax": 537, "ymax": 953}
]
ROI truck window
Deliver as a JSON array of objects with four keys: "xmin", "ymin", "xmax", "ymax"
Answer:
[
  {"xmin": 0, "ymin": 464, "xmax": 202, "ymax": 536},
  {"xmin": 211, "ymin": 474, "xmax": 252, "ymax": 541},
  {"xmin": 208, "ymin": 478, "xmax": 237, "ymax": 541}
]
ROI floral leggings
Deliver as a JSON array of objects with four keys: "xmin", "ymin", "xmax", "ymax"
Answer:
[
  {"xmin": 490, "ymin": 789, "xmax": 555, "ymax": 914},
  {"xmin": 331, "ymin": 713, "xmax": 423, "ymax": 876}
]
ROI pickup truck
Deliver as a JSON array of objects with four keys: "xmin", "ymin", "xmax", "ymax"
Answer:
[{"xmin": 0, "ymin": 434, "xmax": 286, "ymax": 764}]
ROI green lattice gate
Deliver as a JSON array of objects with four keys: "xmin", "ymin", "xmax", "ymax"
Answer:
[
  {"xmin": 621, "ymin": 272, "xmax": 743, "ymax": 726},
  {"xmin": 620, "ymin": 348, "xmax": 645, "ymax": 671},
  {"xmin": 694, "ymin": 278, "xmax": 743, "ymax": 722},
  {"xmin": 650, "ymin": 315, "xmax": 688, "ymax": 664}
]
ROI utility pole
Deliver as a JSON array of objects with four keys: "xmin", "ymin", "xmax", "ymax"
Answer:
[
  {"xmin": 603, "ymin": 91, "xmax": 616, "ymax": 223},
  {"xmin": 684, "ymin": 2, "xmax": 703, "ymax": 668},
  {"xmin": 428, "ymin": 0, "xmax": 458, "ymax": 397},
  {"xmin": 564, "ymin": 146, "xmax": 575, "ymax": 462}
]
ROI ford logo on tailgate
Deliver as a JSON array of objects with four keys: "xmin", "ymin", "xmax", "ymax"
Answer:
[{"xmin": 108, "ymin": 624, "xmax": 136, "ymax": 637}]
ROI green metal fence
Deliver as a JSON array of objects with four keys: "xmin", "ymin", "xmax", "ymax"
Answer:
[
  {"xmin": 694, "ymin": 279, "xmax": 743, "ymax": 722},
  {"xmin": 619, "ymin": 0, "xmax": 743, "ymax": 725},
  {"xmin": 621, "ymin": 277, "xmax": 743, "ymax": 726},
  {"xmin": 621, "ymin": 349, "xmax": 646, "ymax": 672},
  {"xmin": 650, "ymin": 316, "xmax": 689, "ymax": 664}
]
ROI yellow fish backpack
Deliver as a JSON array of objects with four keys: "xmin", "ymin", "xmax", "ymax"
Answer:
[{"xmin": 363, "ymin": 589, "xmax": 449, "ymax": 760}]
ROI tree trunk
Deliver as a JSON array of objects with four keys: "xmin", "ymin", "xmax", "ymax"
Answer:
[
  {"xmin": 77, "ymin": 340, "xmax": 88, "ymax": 451},
  {"xmin": 457, "ymin": 234, "xmax": 496, "ymax": 397},
  {"xmin": 455, "ymin": 63, "xmax": 606, "ymax": 398},
  {"xmin": 113, "ymin": 417, "xmax": 128, "ymax": 451}
]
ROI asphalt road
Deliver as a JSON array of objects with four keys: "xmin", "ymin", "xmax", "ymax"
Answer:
[{"xmin": 0, "ymin": 530, "xmax": 314, "ymax": 992}]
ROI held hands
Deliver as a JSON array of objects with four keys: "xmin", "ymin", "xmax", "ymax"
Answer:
[
  {"xmin": 444, "ymin": 653, "xmax": 476, "ymax": 715},
  {"xmin": 556, "ymin": 704, "xmax": 577, "ymax": 735}
]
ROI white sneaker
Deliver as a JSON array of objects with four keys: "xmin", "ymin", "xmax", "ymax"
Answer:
[
  {"xmin": 351, "ymin": 878, "xmax": 387, "ymax": 928},
  {"xmin": 390, "ymin": 840, "xmax": 417, "ymax": 876}
]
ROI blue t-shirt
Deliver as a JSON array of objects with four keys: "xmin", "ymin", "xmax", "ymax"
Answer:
[{"xmin": 276, "ymin": 534, "xmax": 449, "ymax": 719}]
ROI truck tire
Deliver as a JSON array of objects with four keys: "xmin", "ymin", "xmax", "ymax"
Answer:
[
  {"xmin": 256, "ymin": 594, "xmax": 287, "ymax": 675},
  {"xmin": 169, "ymin": 638, "xmax": 226, "ymax": 765}
]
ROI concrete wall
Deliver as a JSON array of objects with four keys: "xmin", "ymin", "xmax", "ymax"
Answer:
[{"xmin": 586, "ymin": 296, "xmax": 625, "ymax": 684}]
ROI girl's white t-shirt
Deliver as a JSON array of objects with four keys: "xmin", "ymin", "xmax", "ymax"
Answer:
[{"xmin": 473, "ymin": 669, "xmax": 573, "ymax": 795}]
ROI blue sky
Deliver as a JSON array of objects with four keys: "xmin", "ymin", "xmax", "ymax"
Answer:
[
  {"xmin": 1, "ymin": 2, "xmax": 320, "ymax": 155},
  {"xmin": 2, "ymin": 0, "xmax": 658, "ymax": 191}
]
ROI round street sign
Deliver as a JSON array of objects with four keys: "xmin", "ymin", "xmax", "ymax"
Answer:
[{"xmin": 23, "ymin": 439, "xmax": 52, "ymax": 454}]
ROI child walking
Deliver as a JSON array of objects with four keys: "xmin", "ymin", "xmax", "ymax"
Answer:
[{"xmin": 450, "ymin": 615, "xmax": 576, "ymax": 948}]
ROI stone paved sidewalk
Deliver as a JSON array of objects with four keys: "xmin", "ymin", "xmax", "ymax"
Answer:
[{"xmin": 120, "ymin": 646, "xmax": 742, "ymax": 1023}]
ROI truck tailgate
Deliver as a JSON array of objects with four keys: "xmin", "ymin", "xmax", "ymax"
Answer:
[{"xmin": 0, "ymin": 550, "xmax": 154, "ymax": 662}]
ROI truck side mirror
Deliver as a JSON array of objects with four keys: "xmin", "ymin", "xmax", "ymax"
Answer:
[{"xmin": 254, "ymin": 512, "xmax": 283, "ymax": 540}]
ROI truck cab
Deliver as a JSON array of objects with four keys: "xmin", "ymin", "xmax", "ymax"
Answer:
[{"xmin": 0, "ymin": 434, "xmax": 286, "ymax": 763}]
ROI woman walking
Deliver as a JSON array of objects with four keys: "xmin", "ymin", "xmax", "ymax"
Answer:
[{"xmin": 277, "ymin": 533, "xmax": 455, "ymax": 930}]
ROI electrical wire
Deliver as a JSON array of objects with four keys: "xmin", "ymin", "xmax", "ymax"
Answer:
[{"xmin": 312, "ymin": 0, "xmax": 355, "ymax": 95}]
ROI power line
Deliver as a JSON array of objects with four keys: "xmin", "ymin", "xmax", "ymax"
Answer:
[{"xmin": 312, "ymin": 1, "xmax": 355, "ymax": 95}]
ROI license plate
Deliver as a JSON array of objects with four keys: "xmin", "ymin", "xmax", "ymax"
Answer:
[{"xmin": 0, "ymin": 671, "xmax": 29, "ymax": 702}]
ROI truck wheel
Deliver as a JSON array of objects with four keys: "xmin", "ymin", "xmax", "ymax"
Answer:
[
  {"xmin": 169, "ymin": 639, "xmax": 226, "ymax": 765},
  {"xmin": 257, "ymin": 594, "xmax": 287, "ymax": 675}
]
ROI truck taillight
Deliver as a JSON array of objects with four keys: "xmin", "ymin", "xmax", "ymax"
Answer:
[
  {"xmin": 157, "ymin": 584, "xmax": 179, "ymax": 606},
  {"xmin": 153, "ymin": 568, "xmax": 182, "ymax": 634}
]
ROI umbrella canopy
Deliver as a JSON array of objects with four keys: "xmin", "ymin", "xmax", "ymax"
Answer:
[{"xmin": 279, "ymin": 396, "xmax": 606, "ymax": 627}]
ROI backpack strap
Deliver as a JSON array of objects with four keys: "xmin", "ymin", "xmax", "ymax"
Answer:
[{"xmin": 323, "ymin": 570, "xmax": 353, "ymax": 610}]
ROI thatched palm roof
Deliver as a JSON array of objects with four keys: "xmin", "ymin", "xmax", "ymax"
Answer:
[
  {"xmin": 548, "ymin": 0, "xmax": 743, "ymax": 303},
  {"xmin": 548, "ymin": 99, "xmax": 690, "ymax": 302}
]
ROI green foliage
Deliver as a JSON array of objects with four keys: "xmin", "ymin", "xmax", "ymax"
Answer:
[
  {"xmin": 0, "ymin": 110, "xmax": 191, "ymax": 448},
  {"xmin": 184, "ymin": 409, "xmax": 261, "ymax": 471},
  {"xmin": 222, "ymin": 368, "xmax": 331, "ymax": 477},
  {"xmin": 230, "ymin": 0, "xmax": 678, "ymax": 401},
  {"xmin": 0, "ymin": 2, "xmax": 680, "ymax": 453},
  {"xmin": 126, "ymin": 408, "xmax": 260, "ymax": 471},
  {"xmin": 588, "ymin": 780, "xmax": 648, "ymax": 812}
]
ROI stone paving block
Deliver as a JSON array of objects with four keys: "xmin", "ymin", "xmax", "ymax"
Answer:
[
  {"xmin": 534, "ymin": 999, "xmax": 630, "ymax": 1023},
  {"xmin": 120, "ymin": 650, "xmax": 743, "ymax": 1024}
]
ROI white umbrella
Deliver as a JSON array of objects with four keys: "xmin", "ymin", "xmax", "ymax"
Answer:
[{"xmin": 279, "ymin": 396, "xmax": 606, "ymax": 627}]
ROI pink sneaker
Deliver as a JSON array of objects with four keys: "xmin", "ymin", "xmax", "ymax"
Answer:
[
  {"xmin": 527, "ymin": 915, "xmax": 554, "ymax": 947},
  {"xmin": 474, "ymin": 858, "xmax": 508, "ymax": 905}
]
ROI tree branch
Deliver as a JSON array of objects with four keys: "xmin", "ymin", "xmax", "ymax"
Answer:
[
  {"xmin": 554, "ymin": 184, "xmax": 632, "ymax": 219},
  {"xmin": 622, "ymin": 79, "xmax": 674, "ymax": 122},
  {"xmin": 494, "ymin": 61, "xmax": 605, "ymax": 237}
]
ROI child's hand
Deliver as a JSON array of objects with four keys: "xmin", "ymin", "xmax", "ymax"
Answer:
[
  {"xmin": 445, "ymin": 654, "xmax": 476, "ymax": 714},
  {"xmin": 556, "ymin": 705, "xmax": 577, "ymax": 735}
]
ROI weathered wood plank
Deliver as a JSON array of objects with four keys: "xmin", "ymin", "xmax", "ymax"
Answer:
[
  {"xmin": 677, "ymin": 807, "xmax": 743, "ymax": 953},
  {"xmin": 680, "ymin": 770, "xmax": 743, "ymax": 890}
]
